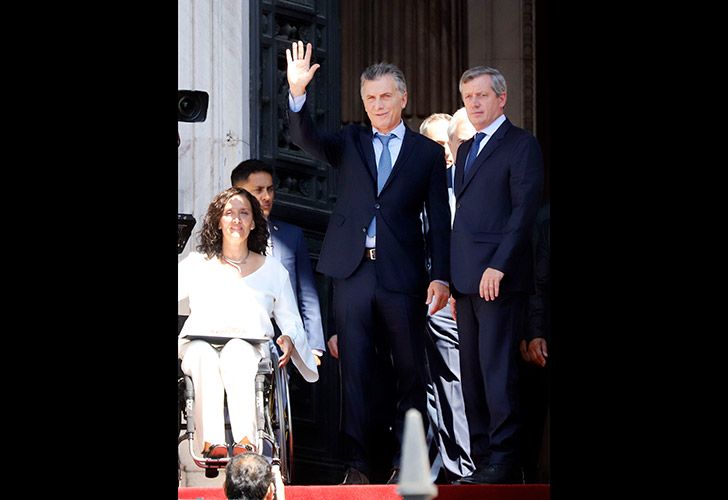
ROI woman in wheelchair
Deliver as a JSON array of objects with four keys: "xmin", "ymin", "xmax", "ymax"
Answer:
[{"xmin": 178, "ymin": 187, "xmax": 319, "ymax": 460}]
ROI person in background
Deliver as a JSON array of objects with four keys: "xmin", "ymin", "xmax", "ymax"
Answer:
[
  {"xmin": 231, "ymin": 159, "xmax": 325, "ymax": 364},
  {"xmin": 518, "ymin": 202, "xmax": 550, "ymax": 482},
  {"xmin": 286, "ymin": 40, "xmax": 451, "ymax": 484},
  {"xmin": 450, "ymin": 66, "xmax": 544, "ymax": 484},
  {"xmin": 419, "ymin": 112, "xmax": 475, "ymax": 483},
  {"xmin": 224, "ymin": 453, "xmax": 286, "ymax": 500},
  {"xmin": 178, "ymin": 187, "xmax": 319, "ymax": 459},
  {"xmin": 419, "ymin": 113, "xmax": 454, "ymax": 167},
  {"xmin": 445, "ymin": 108, "xmax": 476, "ymax": 225}
]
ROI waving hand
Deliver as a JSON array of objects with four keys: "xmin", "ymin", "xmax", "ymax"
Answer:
[{"xmin": 286, "ymin": 40, "xmax": 321, "ymax": 97}]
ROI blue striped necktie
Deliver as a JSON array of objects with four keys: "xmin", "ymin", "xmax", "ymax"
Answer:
[{"xmin": 367, "ymin": 133, "xmax": 394, "ymax": 237}]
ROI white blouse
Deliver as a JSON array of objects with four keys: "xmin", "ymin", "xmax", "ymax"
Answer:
[{"xmin": 178, "ymin": 251, "xmax": 318, "ymax": 382}]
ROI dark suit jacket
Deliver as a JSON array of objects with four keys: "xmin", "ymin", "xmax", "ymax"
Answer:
[
  {"xmin": 270, "ymin": 218, "xmax": 325, "ymax": 351},
  {"xmin": 452, "ymin": 117, "xmax": 543, "ymax": 295},
  {"xmin": 525, "ymin": 204, "xmax": 550, "ymax": 342},
  {"xmin": 288, "ymin": 101, "xmax": 450, "ymax": 294}
]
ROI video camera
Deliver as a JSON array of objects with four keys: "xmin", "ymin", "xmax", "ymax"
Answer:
[
  {"xmin": 178, "ymin": 89, "xmax": 209, "ymax": 253},
  {"xmin": 178, "ymin": 90, "xmax": 209, "ymax": 122}
]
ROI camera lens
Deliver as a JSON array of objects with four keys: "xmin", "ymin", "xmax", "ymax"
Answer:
[
  {"xmin": 179, "ymin": 96, "xmax": 195, "ymax": 117},
  {"xmin": 178, "ymin": 90, "xmax": 209, "ymax": 122}
]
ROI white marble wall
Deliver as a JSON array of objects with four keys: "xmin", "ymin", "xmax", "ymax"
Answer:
[{"xmin": 178, "ymin": 0, "xmax": 251, "ymax": 259}]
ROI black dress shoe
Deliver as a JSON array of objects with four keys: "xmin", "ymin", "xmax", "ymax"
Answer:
[
  {"xmin": 386, "ymin": 468, "xmax": 400, "ymax": 484},
  {"xmin": 455, "ymin": 463, "xmax": 523, "ymax": 484},
  {"xmin": 341, "ymin": 467, "xmax": 370, "ymax": 485}
]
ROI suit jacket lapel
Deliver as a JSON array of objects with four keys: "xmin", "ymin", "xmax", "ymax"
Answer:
[
  {"xmin": 354, "ymin": 127, "xmax": 377, "ymax": 183},
  {"xmin": 454, "ymin": 141, "xmax": 468, "ymax": 196},
  {"xmin": 459, "ymin": 118, "xmax": 512, "ymax": 194}
]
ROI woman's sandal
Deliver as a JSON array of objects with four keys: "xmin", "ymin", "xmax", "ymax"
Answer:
[
  {"xmin": 203, "ymin": 443, "xmax": 228, "ymax": 459},
  {"xmin": 233, "ymin": 436, "xmax": 257, "ymax": 456}
]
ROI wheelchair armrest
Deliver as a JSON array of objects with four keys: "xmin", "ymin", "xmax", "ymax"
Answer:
[{"xmin": 257, "ymin": 357, "xmax": 274, "ymax": 375}]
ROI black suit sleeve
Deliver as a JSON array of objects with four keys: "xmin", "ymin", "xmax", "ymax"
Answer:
[
  {"xmin": 287, "ymin": 100, "xmax": 344, "ymax": 167},
  {"xmin": 526, "ymin": 214, "xmax": 550, "ymax": 342},
  {"xmin": 490, "ymin": 134, "xmax": 544, "ymax": 275},
  {"xmin": 423, "ymin": 142, "xmax": 451, "ymax": 283}
]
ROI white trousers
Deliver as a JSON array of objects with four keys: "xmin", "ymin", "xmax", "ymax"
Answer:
[{"xmin": 179, "ymin": 339, "xmax": 264, "ymax": 452}]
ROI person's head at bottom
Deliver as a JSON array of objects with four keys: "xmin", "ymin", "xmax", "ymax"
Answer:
[{"xmin": 224, "ymin": 453, "xmax": 275, "ymax": 500}]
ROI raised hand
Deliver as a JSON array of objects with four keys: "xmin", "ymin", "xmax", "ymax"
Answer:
[{"xmin": 286, "ymin": 40, "xmax": 321, "ymax": 97}]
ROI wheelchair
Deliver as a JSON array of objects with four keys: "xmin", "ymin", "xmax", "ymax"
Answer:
[{"xmin": 177, "ymin": 337, "xmax": 294, "ymax": 483}]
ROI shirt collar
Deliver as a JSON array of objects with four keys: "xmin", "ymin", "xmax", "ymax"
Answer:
[
  {"xmin": 372, "ymin": 120, "xmax": 406, "ymax": 140},
  {"xmin": 478, "ymin": 114, "xmax": 507, "ymax": 137}
]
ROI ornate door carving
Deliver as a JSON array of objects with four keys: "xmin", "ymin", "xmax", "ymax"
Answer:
[{"xmin": 250, "ymin": 0, "xmax": 342, "ymax": 484}]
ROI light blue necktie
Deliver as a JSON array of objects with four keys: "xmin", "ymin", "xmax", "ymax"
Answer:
[
  {"xmin": 367, "ymin": 133, "xmax": 395, "ymax": 238},
  {"xmin": 463, "ymin": 132, "xmax": 486, "ymax": 177}
]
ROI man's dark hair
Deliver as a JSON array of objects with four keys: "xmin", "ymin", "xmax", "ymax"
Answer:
[
  {"xmin": 231, "ymin": 159, "xmax": 275, "ymax": 186},
  {"xmin": 224, "ymin": 453, "xmax": 274, "ymax": 500},
  {"xmin": 360, "ymin": 62, "xmax": 408, "ymax": 96}
]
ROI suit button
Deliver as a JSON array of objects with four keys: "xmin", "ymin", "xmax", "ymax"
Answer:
[
  {"xmin": 374, "ymin": 203, "xmax": 380, "ymax": 209},
  {"xmin": 456, "ymin": 202, "xmax": 461, "ymax": 209},
  {"xmin": 362, "ymin": 227, "xmax": 367, "ymax": 232}
]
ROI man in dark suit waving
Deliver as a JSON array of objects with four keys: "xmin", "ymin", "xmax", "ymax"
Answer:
[
  {"xmin": 451, "ymin": 66, "xmax": 544, "ymax": 484},
  {"xmin": 286, "ymin": 40, "xmax": 451, "ymax": 484}
]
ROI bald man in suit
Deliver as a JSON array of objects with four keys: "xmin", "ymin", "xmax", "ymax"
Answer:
[{"xmin": 419, "ymin": 112, "xmax": 475, "ymax": 483}]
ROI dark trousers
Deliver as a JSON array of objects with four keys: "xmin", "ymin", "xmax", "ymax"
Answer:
[
  {"xmin": 424, "ymin": 302, "xmax": 475, "ymax": 481},
  {"xmin": 333, "ymin": 258, "xmax": 428, "ymax": 475},
  {"xmin": 454, "ymin": 290, "xmax": 525, "ymax": 468}
]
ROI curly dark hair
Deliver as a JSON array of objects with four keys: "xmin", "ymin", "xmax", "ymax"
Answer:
[
  {"xmin": 224, "ymin": 453, "xmax": 274, "ymax": 500},
  {"xmin": 196, "ymin": 187, "xmax": 269, "ymax": 258}
]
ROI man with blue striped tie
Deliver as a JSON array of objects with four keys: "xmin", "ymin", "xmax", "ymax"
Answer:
[{"xmin": 286, "ymin": 40, "xmax": 451, "ymax": 485}]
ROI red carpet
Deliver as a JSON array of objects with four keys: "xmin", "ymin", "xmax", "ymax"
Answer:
[{"xmin": 179, "ymin": 484, "xmax": 549, "ymax": 499}]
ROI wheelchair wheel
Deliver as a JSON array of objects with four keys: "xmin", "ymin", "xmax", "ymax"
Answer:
[
  {"xmin": 272, "ymin": 364, "xmax": 294, "ymax": 484},
  {"xmin": 177, "ymin": 374, "xmax": 188, "ymax": 484},
  {"xmin": 178, "ymin": 376, "xmax": 186, "ymax": 436}
]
